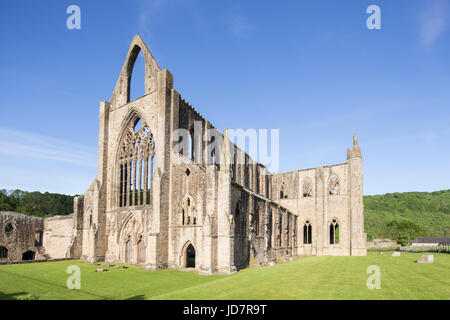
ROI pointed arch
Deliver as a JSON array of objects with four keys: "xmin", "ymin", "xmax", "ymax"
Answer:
[
  {"xmin": 119, "ymin": 213, "xmax": 144, "ymax": 264},
  {"xmin": 180, "ymin": 241, "xmax": 196, "ymax": 269},
  {"xmin": 328, "ymin": 174, "xmax": 340, "ymax": 196},
  {"xmin": 234, "ymin": 201, "xmax": 242, "ymax": 236},
  {"xmin": 329, "ymin": 218, "xmax": 340, "ymax": 245},
  {"xmin": 302, "ymin": 177, "xmax": 313, "ymax": 197},
  {"xmin": 180, "ymin": 194, "xmax": 196, "ymax": 225},
  {"xmin": 279, "ymin": 182, "xmax": 287, "ymax": 199},
  {"xmin": 110, "ymin": 35, "xmax": 163, "ymax": 106},
  {"xmin": 303, "ymin": 219, "xmax": 312, "ymax": 244},
  {"xmin": 114, "ymin": 109, "xmax": 155, "ymax": 208}
]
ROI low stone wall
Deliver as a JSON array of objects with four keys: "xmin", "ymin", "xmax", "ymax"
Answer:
[
  {"xmin": 0, "ymin": 258, "xmax": 72, "ymax": 265},
  {"xmin": 366, "ymin": 238, "xmax": 399, "ymax": 249}
]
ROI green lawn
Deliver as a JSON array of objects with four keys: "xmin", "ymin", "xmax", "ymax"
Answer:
[{"xmin": 0, "ymin": 252, "xmax": 449, "ymax": 300}]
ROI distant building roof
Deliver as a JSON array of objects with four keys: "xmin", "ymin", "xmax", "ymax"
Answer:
[{"xmin": 411, "ymin": 237, "xmax": 450, "ymax": 246}]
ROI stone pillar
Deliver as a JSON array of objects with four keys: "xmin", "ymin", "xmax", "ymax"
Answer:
[
  {"xmin": 217, "ymin": 129, "xmax": 236, "ymax": 274},
  {"xmin": 347, "ymin": 134, "xmax": 367, "ymax": 256},
  {"xmin": 146, "ymin": 69, "xmax": 173, "ymax": 270},
  {"xmin": 70, "ymin": 195, "xmax": 84, "ymax": 259},
  {"xmin": 315, "ymin": 167, "xmax": 325, "ymax": 256}
]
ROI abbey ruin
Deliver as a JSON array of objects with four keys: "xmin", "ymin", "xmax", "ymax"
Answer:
[{"xmin": 0, "ymin": 36, "xmax": 367, "ymax": 273}]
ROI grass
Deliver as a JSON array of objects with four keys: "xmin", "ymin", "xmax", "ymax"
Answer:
[{"xmin": 0, "ymin": 252, "xmax": 449, "ymax": 300}]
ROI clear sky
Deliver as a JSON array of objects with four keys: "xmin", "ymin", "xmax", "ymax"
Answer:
[{"xmin": 0, "ymin": 0, "xmax": 449, "ymax": 196}]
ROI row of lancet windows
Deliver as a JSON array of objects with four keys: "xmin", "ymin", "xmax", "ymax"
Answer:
[
  {"xmin": 302, "ymin": 220, "xmax": 340, "ymax": 245},
  {"xmin": 118, "ymin": 118, "xmax": 155, "ymax": 207}
]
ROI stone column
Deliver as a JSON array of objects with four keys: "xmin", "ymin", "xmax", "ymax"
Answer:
[
  {"xmin": 217, "ymin": 129, "xmax": 236, "ymax": 274},
  {"xmin": 315, "ymin": 167, "xmax": 324, "ymax": 256},
  {"xmin": 347, "ymin": 134, "xmax": 367, "ymax": 256}
]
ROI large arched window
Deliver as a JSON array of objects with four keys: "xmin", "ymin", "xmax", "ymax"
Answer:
[
  {"xmin": 329, "ymin": 219, "xmax": 340, "ymax": 245},
  {"xmin": 118, "ymin": 117, "xmax": 155, "ymax": 207},
  {"xmin": 328, "ymin": 175, "xmax": 340, "ymax": 196},
  {"xmin": 303, "ymin": 220, "xmax": 312, "ymax": 244},
  {"xmin": 303, "ymin": 178, "xmax": 312, "ymax": 197}
]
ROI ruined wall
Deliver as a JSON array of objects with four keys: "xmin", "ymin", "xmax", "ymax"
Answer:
[{"xmin": 0, "ymin": 212, "xmax": 45, "ymax": 262}]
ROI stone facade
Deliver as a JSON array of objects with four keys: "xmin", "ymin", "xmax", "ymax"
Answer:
[{"xmin": 0, "ymin": 35, "xmax": 366, "ymax": 272}]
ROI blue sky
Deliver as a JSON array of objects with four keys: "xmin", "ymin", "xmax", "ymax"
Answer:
[{"xmin": 0, "ymin": 0, "xmax": 449, "ymax": 196}]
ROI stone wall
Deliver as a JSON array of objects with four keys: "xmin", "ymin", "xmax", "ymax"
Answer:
[
  {"xmin": 0, "ymin": 212, "xmax": 45, "ymax": 262},
  {"xmin": 43, "ymin": 215, "xmax": 76, "ymax": 259}
]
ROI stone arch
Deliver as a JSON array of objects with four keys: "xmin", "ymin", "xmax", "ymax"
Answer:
[
  {"xmin": 180, "ymin": 194, "xmax": 196, "ymax": 225},
  {"xmin": 329, "ymin": 218, "xmax": 340, "ymax": 245},
  {"xmin": 22, "ymin": 251, "xmax": 35, "ymax": 261},
  {"xmin": 302, "ymin": 177, "xmax": 313, "ymax": 197},
  {"xmin": 110, "ymin": 35, "xmax": 162, "ymax": 106},
  {"xmin": 328, "ymin": 174, "xmax": 341, "ymax": 196},
  {"xmin": 119, "ymin": 214, "xmax": 144, "ymax": 264},
  {"xmin": 279, "ymin": 182, "xmax": 286, "ymax": 199},
  {"xmin": 303, "ymin": 219, "xmax": 312, "ymax": 244},
  {"xmin": 180, "ymin": 241, "xmax": 196, "ymax": 269}
]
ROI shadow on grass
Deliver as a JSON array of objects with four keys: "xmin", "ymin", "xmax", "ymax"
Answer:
[
  {"xmin": 125, "ymin": 295, "xmax": 147, "ymax": 300},
  {"xmin": 0, "ymin": 291, "xmax": 39, "ymax": 300}
]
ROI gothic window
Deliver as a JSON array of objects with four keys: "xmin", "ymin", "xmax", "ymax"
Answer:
[
  {"xmin": 303, "ymin": 220, "xmax": 312, "ymax": 244},
  {"xmin": 278, "ymin": 213, "xmax": 282, "ymax": 247},
  {"xmin": 303, "ymin": 178, "xmax": 313, "ymax": 197},
  {"xmin": 330, "ymin": 219, "xmax": 340, "ymax": 245},
  {"xmin": 244, "ymin": 156, "xmax": 249, "ymax": 187},
  {"xmin": 234, "ymin": 201, "xmax": 242, "ymax": 236},
  {"xmin": 181, "ymin": 195, "xmax": 195, "ymax": 225},
  {"xmin": 118, "ymin": 117, "xmax": 155, "ymax": 207},
  {"xmin": 255, "ymin": 166, "xmax": 260, "ymax": 194},
  {"xmin": 4, "ymin": 223, "xmax": 13, "ymax": 237},
  {"xmin": 189, "ymin": 126, "xmax": 195, "ymax": 161},
  {"xmin": 328, "ymin": 175, "xmax": 340, "ymax": 195},
  {"xmin": 280, "ymin": 183, "xmax": 287, "ymax": 199},
  {"xmin": 255, "ymin": 208, "xmax": 261, "ymax": 236},
  {"xmin": 35, "ymin": 231, "xmax": 43, "ymax": 246},
  {"xmin": 0, "ymin": 247, "xmax": 7, "ymax": 259},
  {"xmin": 231, "ymin": 152, "xmax": 237, "ymax": 181}
]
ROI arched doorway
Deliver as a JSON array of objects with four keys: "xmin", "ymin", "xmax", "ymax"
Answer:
[
  {"xmin": 137, "ymin": 238, "xmax": 145, "ymax": 264},
  {"xmin": 185, "ymin": 244, "xmax": 196, "ymax": 268},
  {"xmin": 22, "ymin": 251, "xmax": 35, "ymax": 261},
  {"xmin": 125, "ymin": 238, "xmax": 134, "ymax": 263},
  {"xmin": 119, "ymin": 214, "xmax": 144, "ymax": 264}
]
